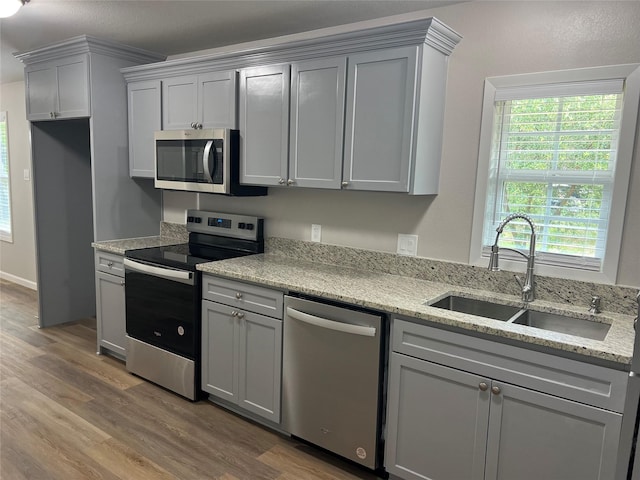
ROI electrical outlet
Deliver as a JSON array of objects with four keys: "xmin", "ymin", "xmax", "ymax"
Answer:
[
  {"xmin": 23, "ymin": 169, "xmax": 30, "ymax": 181},
  {"xmin": 311, "ymin": 224, "xmax": 322, "ymax": 243},
  {"xmin": 397, "ymin": 234, "xmax": 418, "ymax": 256}
]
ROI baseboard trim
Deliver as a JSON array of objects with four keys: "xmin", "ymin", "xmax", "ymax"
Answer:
[{"xmin": 0, "ymin": 271, "xmax": 37, "ymax": 290}]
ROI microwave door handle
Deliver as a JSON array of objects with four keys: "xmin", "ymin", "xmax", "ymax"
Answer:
[{"xmin": 202, "ymin": 140, "xmax": 214, "ymax": 183}]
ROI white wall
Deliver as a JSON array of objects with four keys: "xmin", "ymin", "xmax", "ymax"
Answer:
[
  {"xmin": 163, "ymin": 1, "xmax": 640, "ymax": 288},
  {"xmin": 0, "ymin": 81, "xmax": 37, "ymax": 289}
]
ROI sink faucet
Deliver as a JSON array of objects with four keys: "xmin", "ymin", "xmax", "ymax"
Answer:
[{"xmin": 488, "ymin": 213, "xmax": 537, "ymax": 303}]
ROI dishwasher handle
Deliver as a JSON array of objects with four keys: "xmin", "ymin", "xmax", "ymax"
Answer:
[{"xmin": 286, "ymin": 306, "xmax": 376, "ymax": 337}]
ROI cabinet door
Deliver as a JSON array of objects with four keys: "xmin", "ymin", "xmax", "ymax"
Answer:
[
  {"xmin": 127, "ymin": 80, "xmax": 161, "ymax": 178},
  {"xmin": 238, "ymin": 311, "xmax": 282, "ymax": 423},
  {"xmin": 162, "ymin": 75, "xmax": 198, "ymax": 130},
  {"xmin": 343, "ymin": 46, "xmax": 417, "ymax": 192},
  {"xmin": 289, "ymin": 57, "xmax": 346, "ymax": 189},
  {"xmin": 385, "ymin": 352, "xmax": 489, "ymax": 480},
  {"xmin": 202, "ymin": 301, "xmax": 238, "ymax": 402},
  {"xmin": 25, "ymin": 55, "xmax": 90, "ymax": 121},
  {"xmin": 239, "ymin": 64, "xmax": 290, "ymax": 186},
  {"xmin": 55, "ymin": 55, "xmax": 91, "ymax": 119},
  {"xmin": 485, "ymin": 382, "xmax": 622, "ymax": 480},
  {"xmin": 25, "ymin": 63, "xmax": 57, "ymax": 120},
  {"xmin": 199, "ymin": 71, "xmax": 238, "ymax": 129},
  {"xmin": 95, "ymin": 270, "xmax": 126, "ymax": 358}
]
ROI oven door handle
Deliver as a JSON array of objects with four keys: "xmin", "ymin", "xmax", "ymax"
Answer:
[
  {"xmin": 124, "ymin": 258, "xmax": 193, "ymax": 285},
  {"xmin": 286, "ymin": 307, "xmax": 376, "ymax": 337}
]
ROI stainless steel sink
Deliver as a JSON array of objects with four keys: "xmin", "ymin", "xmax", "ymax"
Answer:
[
  {"xmin": 429, "ymin": 295, "xmax": 521, "ymax": 321},
  {"xmin": 428, "ymin": 294, "xmax": 611, "ymax": 341},
  {"xmin": 511, "ymin": 309, "xmax": 610, "ymax": 341}
]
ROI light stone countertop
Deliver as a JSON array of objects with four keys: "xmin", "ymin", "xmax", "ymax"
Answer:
[
  {"xmin": 92, "ymin": 236, "xmax": 183, "ymax": 255},
  {"xmin": 197, "ymin": 253, "xmax": 636, "ymax": 367}
]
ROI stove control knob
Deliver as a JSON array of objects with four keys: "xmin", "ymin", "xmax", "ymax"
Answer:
[
  {"xmin": 195, "ymin": 217, "xmax": 202, "ymax": 224},
  {"xmin": 238, "ymin": 222, "xmax": 246, "ymax": 229},
  {"xmin": 187, "ymin": 216, "xmax": 194, "ymax": 223},
  {"xmin": 246, "ymin": 223, "xmax": 254, "ymax": 231}
]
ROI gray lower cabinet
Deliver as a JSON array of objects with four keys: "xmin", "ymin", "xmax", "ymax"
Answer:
[
  {"xmin": 385, "ymin": 318, "xmax": 624, "ymax": 480},
  {"xmin": 94, "ymin": 251, "xmax": 126, "ymax": 359},
  {"xmin": 201, "ymin": 275, "xmax": 284, "ymax": 423}
]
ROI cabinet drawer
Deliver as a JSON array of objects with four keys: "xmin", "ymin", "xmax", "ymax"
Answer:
[
  {"xmin": 202, "ymin": 275, "xmax": 284, "ymax": 319},
  {"xmin": 392, "ymin": 318, "xmax": 628, "ymax": 412},
  {"xmin": 95, "ymin": 251, "xmax": 125, "ymax": 277}
]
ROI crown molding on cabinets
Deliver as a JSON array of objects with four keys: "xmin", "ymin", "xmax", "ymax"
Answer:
[
  {"xmin": 121, "ymin": 16, "xmax": 462, "ymax": 82},
  {"xmin": 14, "ymin": 35, "xmax": 167, "ymax": 66}
]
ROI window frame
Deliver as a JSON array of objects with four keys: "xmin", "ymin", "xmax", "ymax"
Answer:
[
  {"xmin": 469, "ymin": 64, "xmax": 640, "ymax": 284},
  {"xmin": 0, "ymin": 111, "xmax": 13, "ymax": 243}
]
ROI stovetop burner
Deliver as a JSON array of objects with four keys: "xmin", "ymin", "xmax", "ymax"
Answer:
[{"xmin": 124, "ymin": 210, "xmax": 264, "ymax": 271}]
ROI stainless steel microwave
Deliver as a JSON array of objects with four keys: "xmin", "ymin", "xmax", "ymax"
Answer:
[{"xmin": 154, "ymin": 129, "xmax": 266, "ymax": 196}]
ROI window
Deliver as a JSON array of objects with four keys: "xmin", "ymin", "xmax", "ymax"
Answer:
[
  {"xmin": 470, "ymin": 65, "xmax": 640, "ymax": 283},
  {"xmin": 0, "ymin": 111, "xmax": 12, "ymax": 243}
]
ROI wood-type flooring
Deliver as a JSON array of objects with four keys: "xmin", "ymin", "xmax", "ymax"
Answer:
[{"xmin": 0, "ymin": 279, "xmax": 380, "ymax": 480}]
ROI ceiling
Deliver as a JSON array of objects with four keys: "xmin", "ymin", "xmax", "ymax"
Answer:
[{"xmin": 0, "ymin": 0, "xmax": 464, "ymax": 85}]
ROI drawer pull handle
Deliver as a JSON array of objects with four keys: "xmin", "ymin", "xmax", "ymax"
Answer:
[
  {"xmin": 235, "ymin": 292, "xmax": 243, "ymax": 299},
  {"xmin": 107, "ymin": 261, "xmax": 114, "ymax": 267}
]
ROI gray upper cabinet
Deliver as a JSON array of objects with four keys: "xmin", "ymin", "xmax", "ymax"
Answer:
[
  {"xmin": 128, "ymin": 80, "xmax": 161, "ymax": 177},
  {"xmin": 122, "ymin": 17, "xmax": 461, "ymax": 194},
  {"xmin": 25, "ymin": 54, "xmax": 90, "ymax": 121},
  {"xmin": 343, "ymin": 46, "xmax": 416, "ymax": 193},
  {"xmin": 239, "ymin": 64, "xmax": 290, "ymax": 186},
  {"xmin": 163, "ymin": 71, "xmax": 237, "ymax": 130},
  {"xmin": 289, "ymin": 57, "xmax": 346, "ymax": 189}
]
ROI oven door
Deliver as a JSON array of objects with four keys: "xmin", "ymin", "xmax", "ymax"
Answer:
[{"xmin": 124, "ymin": 258, "xmax": 199, "ymax": 360}]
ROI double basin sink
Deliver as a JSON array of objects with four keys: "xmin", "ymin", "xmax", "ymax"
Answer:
[{"xmin": 429, "ymin": 295, "xmax": 610, "ymax": 341}]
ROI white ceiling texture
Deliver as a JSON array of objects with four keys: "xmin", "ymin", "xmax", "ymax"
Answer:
[{"xmin": 0, "ymin": 0, "xmax": 464, "ymax": 85}]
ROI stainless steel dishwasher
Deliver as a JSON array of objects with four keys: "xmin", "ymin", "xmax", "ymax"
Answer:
[{"xmin": 282, "ymin": 295, "xmax": 386, "ymax": 471}]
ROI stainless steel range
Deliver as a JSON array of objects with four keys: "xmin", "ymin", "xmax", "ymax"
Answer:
[{"xmin": 123, "ymin": 209, "xmax": 264, "ymax": 400}]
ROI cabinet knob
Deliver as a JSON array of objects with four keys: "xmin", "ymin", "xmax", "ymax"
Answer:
[
  {"xmin": 287, "ymin": 179, "xmax": 294, "ymax": 186},
  {"xmin": 231, "ymin": 310, "xmax": 238, "ymax": 317},
  {"xmin": 195, "ymin": 122, "xmax": 203, "ymax": 129},
  {"xmin": 107, "ymin": 261, "xmax": 114, "ymax": 267},
  {"xmin": 50, "ymin": 112, "xmax": 55, "ymax": 119},
  {"xmin": 236, "ymin": 312, "xmax": 245, "ymax": 319},
  {"xmin": 491, "ymin": 386, "xmax": 501, "ymax": 395},
  {"xmin": 278, "ymin": 178, "xmax": 285, "ymax": 185},
  {"xmin": 341, "ymin": 181, "xmax": 349, "ymax": 188},
  {"xmin": 190, "ymin": 122, "xmax": 196, "ymax": 129},
  {"xmin": 235, "ymin": 292, "xmax": 242, "ymax": 299},
  {"xmin": 120, "ymin": 281, "xmax": 125, "ymax": 286},
  {"xmin": 479, "ymin": 382, "xmax": 489, "ymax": 391}
]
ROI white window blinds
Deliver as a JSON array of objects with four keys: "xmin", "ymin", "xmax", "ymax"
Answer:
[
  {"xmin": 482, "ymin": 80, "xmax": 624, "ymax": 271},
  {"xmin": 0, "ymin": 111, "xmax": 12, "ymax": 242}
]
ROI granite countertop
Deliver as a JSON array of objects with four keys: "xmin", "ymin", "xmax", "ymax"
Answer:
[
  {"xmin": 92, "ymin": 236, "xmax": 183, "ymax": 255},
  {"xmin": 197, "ymin": 253, "xmax": 635, "ymax": 367}
]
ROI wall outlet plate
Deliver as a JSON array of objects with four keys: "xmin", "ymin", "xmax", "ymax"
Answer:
[
  {"xmin": 311, "ymin": 224, "xmax": 322, "ymax": 243},
  {"xmin": 397, "ymin": 234, "xmax": 418, "ymax": 256}
]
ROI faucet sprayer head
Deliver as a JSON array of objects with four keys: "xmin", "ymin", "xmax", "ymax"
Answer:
[{"xmin": 488, "ymin": 244, "xmax": 500, "ymax": 271}]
